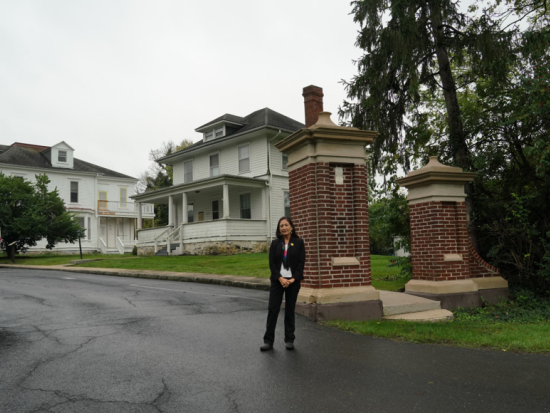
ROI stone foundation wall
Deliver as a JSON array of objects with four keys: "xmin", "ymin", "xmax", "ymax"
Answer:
[{"xmin": 137, "ymin": 241, "xmax": 269, "ymax": 256}]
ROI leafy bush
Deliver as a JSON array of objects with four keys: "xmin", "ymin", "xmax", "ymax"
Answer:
[
  {"xmin": 453, "ymin": 289, "xmax": 550, "ymax": 324},
  {"xmin": 131, "ymin": 245, "xmax": 138, "ymax": 256}
]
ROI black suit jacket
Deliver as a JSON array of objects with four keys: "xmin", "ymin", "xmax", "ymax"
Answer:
[{"xmin": 269, "ymin": 236, "xmax": 306, "ymax": 283}]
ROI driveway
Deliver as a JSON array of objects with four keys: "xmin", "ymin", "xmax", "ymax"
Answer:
[{"xmin": 1, "ymin": 268, "xmax": 549, "ymax": 412}]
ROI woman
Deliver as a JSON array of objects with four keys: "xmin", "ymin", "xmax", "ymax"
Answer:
[{"xmin": 260, "ymin": 216, "xmax": 305, "ymax": 351}]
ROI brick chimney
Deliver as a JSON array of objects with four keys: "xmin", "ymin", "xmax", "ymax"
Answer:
[{"xmin": 302, "ymin": 85, "xmax": 324, "ymax": 128}]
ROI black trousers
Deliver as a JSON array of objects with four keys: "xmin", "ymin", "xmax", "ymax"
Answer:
[{"xmin": 263, "ymin": 280, "xmax": 301, "ymax": 344}]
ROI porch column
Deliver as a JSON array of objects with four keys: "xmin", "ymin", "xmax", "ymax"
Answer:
[
  {"xmin": 223, "ymin": 184, "xmax": 230, "ymax": 218},
  {"xmin": 136, "ymin": 202, "xmax": 143, "ymax": 229},
  {"xmin": 168, "ymin": 195, "xmax": 174, "ymax": 226},
  {"xmin": 182, "ymin": 192, "xmax": 188, "ymax": 224}
]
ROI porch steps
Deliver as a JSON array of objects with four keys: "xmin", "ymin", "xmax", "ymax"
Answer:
[
  {"xmin": 106, "ymin": 249, "xmax": 119, "ymax": 255},
  {"xmin": 155, "ymin": 243, "xmax": 180, "ymax": 256},
  {"xmin": 379, "ymin": 290, "xmax": 453, "ymax": 321}
]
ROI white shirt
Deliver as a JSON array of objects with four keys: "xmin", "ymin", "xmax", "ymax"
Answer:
[
  {"xmin": 280, "ymin": 263, "xmax": 292, "ymax": 279},
  {"xmin": 280, "ymin": 242, "xmax": 292, "ymax": 278}
]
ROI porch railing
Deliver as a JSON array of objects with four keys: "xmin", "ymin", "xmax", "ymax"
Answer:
[
  {"xmin": 153, "ymin": 226, "xmax": 173, "ymax": 254},
  {"xmin": 98, "ymin": 201, "xmax": 154, "ymax": 215}
]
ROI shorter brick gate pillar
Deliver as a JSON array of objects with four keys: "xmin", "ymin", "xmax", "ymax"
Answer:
[
  {"xmin": 397, "ymin": 157, "xmax": 509, "ymax": 309},
  {"xmin": 276, "ymin": 112, "xmax": 383, "ymax": 321}
]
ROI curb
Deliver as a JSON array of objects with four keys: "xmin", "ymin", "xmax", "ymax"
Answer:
[{"xmin": 0, "ymin": 264, "xmax": 271, "ymax": 292}]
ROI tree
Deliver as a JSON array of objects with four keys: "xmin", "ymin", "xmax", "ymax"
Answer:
[
  {"xmin": 340, "ymin": 0, "xmax": 548, "ymax": 248},
  {"xmin": 0, "ymin": 173, "xmax": 82, "ymax": 261},
  {"xmin": 136, "ymin": 139, "xmax": 194, "ymax": 227},
  {"xmin": 342, "ymin": 0, "xmax": 550, "ymax": 293}
]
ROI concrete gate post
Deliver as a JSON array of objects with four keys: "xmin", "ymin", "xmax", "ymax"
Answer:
[
  {"xmin": 396, "ymin": 157, "xmax": 509, "ymax": 309},
  {"xmin": 276, "ymin": 111, "xmax": 382, "ymax": 322}
]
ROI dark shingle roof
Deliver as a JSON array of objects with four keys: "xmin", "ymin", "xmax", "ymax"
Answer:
[
  {"xmin": 159, "ymin": 108, "xmax": 304, "ymax": 162},
  {"xmin": 195, "ymin": 114, "xmax": 247, "ymax": 130},
  {"xmin": 0, "ymin": 145, "xmax": 135, "ymax": 179}
]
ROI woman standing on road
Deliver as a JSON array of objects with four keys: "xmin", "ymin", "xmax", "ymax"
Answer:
[{"xmin": 260, "ymin": 216, "xmax": 305, "ymax": 351}]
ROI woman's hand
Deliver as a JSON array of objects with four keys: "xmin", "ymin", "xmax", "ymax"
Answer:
[{"xmin": 279, "ymin": 277, "xmax": 291, "ymax": 288}]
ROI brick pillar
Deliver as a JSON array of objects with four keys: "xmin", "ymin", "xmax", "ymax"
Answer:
[
  {"xmin": 302, "ymin": 85, "xmax": 324, "ymax": 128},
  {"xmin": 397, "ymin": 157, "xmax": 508, "ymax": 309},
  {"xmin": 276, "ymin": 111, "xmax": 382, "ymax": 321}
]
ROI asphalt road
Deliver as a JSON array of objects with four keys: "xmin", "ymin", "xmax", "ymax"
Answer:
[{"xmin": 0, "ymin": 268, "xmax": 549, "ymax": 413}]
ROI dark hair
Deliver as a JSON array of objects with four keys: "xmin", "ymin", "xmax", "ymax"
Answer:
[{"xmin": 275, "ymin": 216, "xmax": 298, "ymax": 239}]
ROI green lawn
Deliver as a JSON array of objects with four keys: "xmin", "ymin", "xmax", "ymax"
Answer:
[
  {"xmin": 77, "ymin": 254, "xmax": 271, "ymax": 278},
  {"xmin": 0, "ymin": 253, "xmax": 127, "ymax": 266},
  {"xmin": 0, "ymin": 252, "xmax": 406, "ymax": 290},
  {"xmin": 326, "ymin": 319, "xmax": 550, "ymax": 353}
]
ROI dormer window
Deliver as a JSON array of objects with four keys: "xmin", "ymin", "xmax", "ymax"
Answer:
[
  {"xmin": 58, "ymin": 150, "xmax": 67, "ymax": 163},
  {"xmin": 204, "ymin": 126, "xmax": 225, "ymax": 141}
]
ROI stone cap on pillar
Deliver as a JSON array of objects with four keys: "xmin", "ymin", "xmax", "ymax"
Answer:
[
  {"xmin": 396, "ymin": 157, "xmax": 477, "ymax": 204},
  {"xmin": 275, "ymin": 112, "xmax": 378, "ymax": 171}
]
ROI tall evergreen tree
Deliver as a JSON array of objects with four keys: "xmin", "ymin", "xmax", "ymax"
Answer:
[{"xmin": 341, "ymin": 0, "xmax": 548, "ymax": 249}]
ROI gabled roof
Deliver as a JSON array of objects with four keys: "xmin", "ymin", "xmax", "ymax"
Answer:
[
  {"xmin": 0, "ymin": 143, "xmax": 136, "ymax": 179},
  {"xmin": 158, "ymin": 107, "xmax": 304, "ymax": 163}
]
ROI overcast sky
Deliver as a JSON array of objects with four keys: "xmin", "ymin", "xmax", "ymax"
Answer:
[{"xmin": 0, "ymin": 0, "xmax": 362, "ymax": 179}]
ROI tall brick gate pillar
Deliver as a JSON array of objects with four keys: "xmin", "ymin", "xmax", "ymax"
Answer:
[
  {"xmin": 276, "ymin": 111, "xmax": 382, "ymax": 322},
  {"xmin": 397, "ymin": 157, "xmax": 509, "ymax": 310}
]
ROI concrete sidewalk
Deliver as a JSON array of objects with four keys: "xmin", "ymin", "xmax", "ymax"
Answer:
[{"xmin": 0, "ymin": 263, "xmax": 271, "ymax": 291}]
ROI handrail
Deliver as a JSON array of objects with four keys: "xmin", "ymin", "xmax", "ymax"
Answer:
[
  {"xmin": 154, "ymin": 226, "xmax": 172, "ymax": 254},
  {"xmin": 154, "ymin": 227, "xmax": 171, "ymax": 241},
  {"xmin": 116, "ymin": 237, "xmax": 125, "ymax": 255},
  {"xmin": 166, "ymin": 224, "xmax": 184, "ymax": 256},
  {"xmin": 99, "ymin": 237, "xmax": 107, "ymax": 254}
]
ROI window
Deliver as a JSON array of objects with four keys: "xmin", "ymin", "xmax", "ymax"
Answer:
[
  {"xmin": 70, "ymin": 181, "xmax": 78, "ymax": 203},
  {"xmin": 238, "ymin": 144, "xmax": 250, "ymax": 173},
  {"xmin": 58, "ymin": 150, "xmax": 67, "ymax": 163},
  {"xmin": 187, "ymin": 204, "xmax": 194, "ymax": 223},
  {"xmin": 240, "ymin": 193, "xmax": 251, "ymax": 219},
  {"xmin": 87, "ymin": 217, "xmax": 91, "ymax": 240},
  {"xmin": 77, "ymin": 217, "xmax": 86, "ymax": 238},
  {"xmin": 212, "ymin": 200, "xmax": 220, "ymax": 220},
  {"xmin": 210, "ymin": 154, "xmax": 219, "ymax": 177},
  {"xmin": 282, "ymin": 153, "xmax": 288, "ymax": 170},
  {"xmin": 184, "ymin": 160, "xmax": 193, "ymax": 183},
  {"xmin": 99, "ymin": 191, "xmax": 107, "ymax": 210},
  {"xmin": 205, "ymin": 126, "xmax": 224, "ymax": 141},
  {"xmin": 120, "ymin": 188, "xmax": 127, "ymax": 207},
  {"xmin": 284, "ymin": 191, "xmax": 290, "ymax": 218}
]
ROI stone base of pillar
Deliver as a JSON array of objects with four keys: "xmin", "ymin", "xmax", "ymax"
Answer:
[
  {"xmin": 297, "ymin": 286, "xmax": 380, "ymax": 304},
  {"xmin": 406, "ymin": 288, "xmax": 509, "ymax": 310},
  {"xmin": 295, "ymin": 300, "xmax": 383, "ymax": 322},
  {"xmin": 405, "ymin": 277, "xmax": 509, "ymax": 310}
]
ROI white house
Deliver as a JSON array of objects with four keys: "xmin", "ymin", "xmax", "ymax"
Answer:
[
  {"xmin": 0, "ymin": 141, "xmax": 155, "ymax": 254},
  {"xmin": 132, "ymin": 108, "xmax": 304, "ymax": 255}
]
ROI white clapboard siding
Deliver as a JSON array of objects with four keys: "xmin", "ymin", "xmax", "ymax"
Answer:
[
  {"xmin": 172, "ymin": 134, "xmax": 269, "ymax": 185},
  {"xmin": 269, "ymin": 175, "xmax": 290, "ymax": 234}
]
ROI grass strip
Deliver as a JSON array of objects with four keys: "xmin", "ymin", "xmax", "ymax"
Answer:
[
  {"xmin": 0, "ymin": 253, "xmax": 407, "ymax": 291},
  {"xmin": 0, "ymin": 253, "xmax": 126, "ymax": 266},
  {"xmin": 325, "ymin": 319, "xmax": 550, "ymax": 353},
  {"xmin": 76, "ymin": 254, "xmax": 271, "ymax": 278}
]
